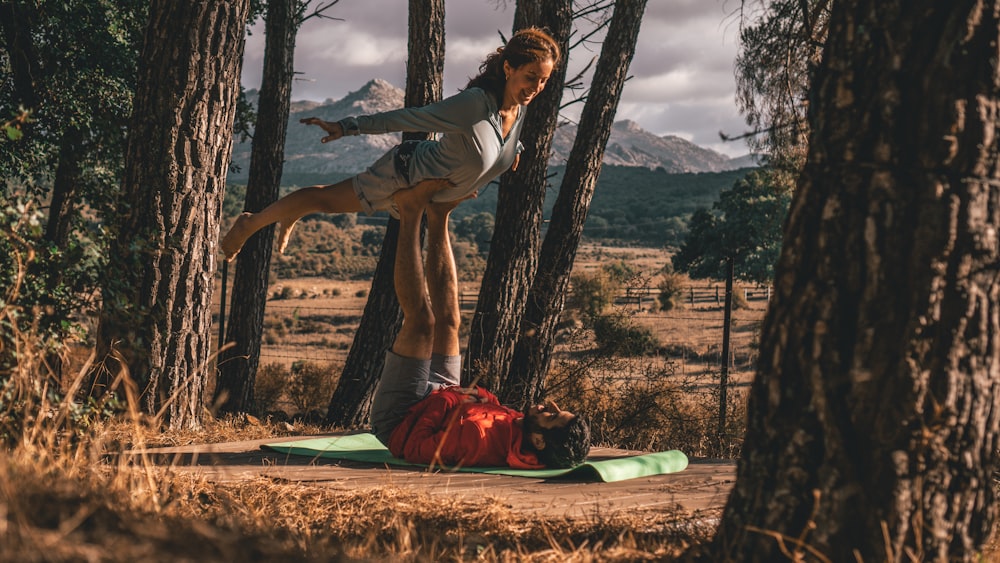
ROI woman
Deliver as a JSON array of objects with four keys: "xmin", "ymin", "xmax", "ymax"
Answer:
[{"xmin": 221, "ymin": 27, "xmax": 560, "ymax": 261}]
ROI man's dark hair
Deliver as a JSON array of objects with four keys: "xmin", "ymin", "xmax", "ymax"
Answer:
[{"xmin": 534, "ymin": 415, "xmax": 591, "ymax": 469}]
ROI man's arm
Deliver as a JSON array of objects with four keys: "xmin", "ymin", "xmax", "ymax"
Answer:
[{"xmin": 397, "ymin": 389, "xmax": 465, "ymax": 464}]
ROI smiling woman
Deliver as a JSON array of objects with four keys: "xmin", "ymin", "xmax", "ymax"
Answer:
[{"xmin": 221, "ymin": 27, "xmax": 562, "ymax": 262}]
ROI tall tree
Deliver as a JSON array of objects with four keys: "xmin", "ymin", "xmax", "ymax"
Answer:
[
  {"xmin": 214, "ymin": 1, "xmax": 343, "ymax": 415},
  {"xmin": 733, "ymin": 0, "xmax": 830, "ymax": 168},
  {"xmin": 673, "ymin": 168, "xmax": 791, "ymax": 435},
  {"xmin": 501, "ymin": 0, "xmax": 647, "ymax": 408},
  {"xmin": 463, "ymin": 0, "xmax": 572, "ymax": 390},
  {"xmin": 324, "ymin": 0, "xmax": 444, "ymax": 427},
  {"xmin": 0, "ymin": 1, "xmax": 145, "ymax": 376},
  {"xmin": 90, "ymin": 0, "xmax": 250, "ymax": 428},
  {"xmin": 214, "ymin": 0, "xmax": 298, "ymax": 414},
  {"xmin": 709, "ymin": 1, "xmax": 1000, "ymax": 560}
]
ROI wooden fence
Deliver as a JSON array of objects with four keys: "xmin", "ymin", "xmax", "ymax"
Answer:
[{"xmin": 458, "ymin": 284, "xmax": 772, "ymax": 310}]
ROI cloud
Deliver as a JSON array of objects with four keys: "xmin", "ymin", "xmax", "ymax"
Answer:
[{"xmin": 241, "ymin": 1, "xmax": 750, "ymax": 156}]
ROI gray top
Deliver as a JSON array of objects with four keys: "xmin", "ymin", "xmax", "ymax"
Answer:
[{"xmin": 338, "ymin": 87, "xmax": 525, "ymax": 202}]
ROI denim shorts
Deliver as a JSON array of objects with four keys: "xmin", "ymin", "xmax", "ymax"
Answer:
[
  {"xmin": 351, "ymin": 140, "xmax": 423, "ymax": 217},
  {"xmin": 369, "ymin": 351, "xmax": 461, "ymax": 446}
]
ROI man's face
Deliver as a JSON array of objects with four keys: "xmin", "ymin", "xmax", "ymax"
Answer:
[{"xmin": 524, "ymin": 400, "xmax": 575, "ymax": 430}]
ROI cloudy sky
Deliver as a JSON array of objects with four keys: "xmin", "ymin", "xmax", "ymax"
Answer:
[{"xmin": 241, "ymin": 1, "xmax": 751, "ymax": 157}]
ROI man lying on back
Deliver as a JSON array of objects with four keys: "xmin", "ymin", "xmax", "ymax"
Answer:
[{"xmin": 368, "ymin": 180, "xmax": 590, "ymax": 469}]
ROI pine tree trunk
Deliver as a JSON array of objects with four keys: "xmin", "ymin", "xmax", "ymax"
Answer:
[
  {"xmin": 91, "ymin": 0, "xmax": 249, "ymax": 429},
  {"xmin": 503, "ymin": 0, "xmax": 647, "ymax": 408},
  {"xmin": 718, "ymin": 257, "xmax": 733, "ymax": 437},
  {"xmin": 463, "ymin": 0, "xmax": 572, "ymax": 390},
  {"xmin": 325, "ymin": 0, "xmax": 444, "ymax": 427},
  {"xmin": 214, "ymin": 0, "xmax": 297, "ymax": 415},
  {"xmin": 709, "ymin": 1, "xmax": 1000, "ymax": 560}
]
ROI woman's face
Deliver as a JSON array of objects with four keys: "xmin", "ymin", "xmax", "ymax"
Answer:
[{"xmin": 503, "ymin": 58, "xmax": 555, "ymax": 106}]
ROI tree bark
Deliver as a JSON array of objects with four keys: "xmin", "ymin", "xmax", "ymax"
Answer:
[
  {"xmin": 91, "ymin": 0, "xmax": 250, "ymax": 429},
  {"xmin": 502, "ymin": 0, "xmax": 647, "ymax": 408},
  {"xmin": 463, "ymin": 0, "xmax": 572, "ymax": 390},
  {"xmin": 325, "ymin": 0, "xmax": 444, "ymax": 427},
  {"xmin": 719, "ymin": 256, "xmax": 733, "ymax": 437},
  {"xmin": 710, "ymin": 1, "xmax": 1000, "ymax": 560},
  {"xmin": 214, "ymin": 0, "xmax": 298, "ymax": 415}
]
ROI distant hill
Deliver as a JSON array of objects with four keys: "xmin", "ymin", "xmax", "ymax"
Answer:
[{"xmin": 233, "ymin": 79, "xmax": 757, "ymax": 178}]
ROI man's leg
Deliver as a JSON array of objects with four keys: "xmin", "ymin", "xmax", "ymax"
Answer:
[
  {"xmin": 423, "ymin": 200, "xmax": 464, "ymax": 389},
  {"xmin": 368, "ymin": 180, "xmax": 448, "ymax": 444},
  {"xmin": 424, "ymin": 200, "xmax": 461, "ymax": 357}
]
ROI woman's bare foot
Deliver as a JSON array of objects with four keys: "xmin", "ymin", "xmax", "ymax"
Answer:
[
  {"xmin": 221, "ymin": 212, "xmax": 256, "ymax": 262},
  {"xmin": 276, "ymin": 219, "xmax": 300, "ymax": 254}
]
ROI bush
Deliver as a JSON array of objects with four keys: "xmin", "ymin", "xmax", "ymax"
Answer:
[
  {"xmin": 657, "ymin": 271, "xmax": 686, "ymax": 311},
  {"xmin": 286, "ymin": 361, "xmax": 339, "ymax": 415},
  {"xmin": 568, "ymin": 271, "xmax": 620, "ymax": 320},
  {"xmin": 254, "ymin": 363, "xmax": 287, "ymax": 414},
  {"xmin": 545, "ymin": 355, "xmax": 746, "ymax": 459},
  {"xmin": 592, "ymin": 313, "xmax": 660, "ymax": 356}
]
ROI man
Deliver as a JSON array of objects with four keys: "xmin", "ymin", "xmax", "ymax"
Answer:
[{"xmin": 369, "ymin": 180, "xmax": 590, "ymax": 469}]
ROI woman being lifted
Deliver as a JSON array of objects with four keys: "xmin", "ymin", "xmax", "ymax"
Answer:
[{"xmin": 221, "ymin": 27, "xmax": 559, "ymax": 261}]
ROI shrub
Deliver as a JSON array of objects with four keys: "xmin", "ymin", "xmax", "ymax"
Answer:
[
  {"xmin": 592, "ymin": 313, "xmax": 660, "ymax": 356},
  {"xmin": 545, "ymin": 355, "xmax": 746, "ymax": 459},
  {"xmin": 286, "ymin": 361, "xmax": 339, "ymax": 415},
  {"xmin": 254, "ymin": 363, "xmax": 287, "ymax": 414},
  {"xmin": 568, "ymin": 271, "xmax": 620, "ymax": 320},
  {"xmin": 354, "ymin": 289, "xmax": 367, "ymax": 298},
  {"xmin": 657, "ymin": 271, "xmax": 686, "ymax": 311}
]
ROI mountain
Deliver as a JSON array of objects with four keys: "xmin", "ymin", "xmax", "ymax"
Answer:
[
  {"xmin": 232, "ymin": 79, "xmax": 756, "ymax": 178},
  {"xmin": 549, "ymin": 119, "xmax": 748, "ymax": 173}
]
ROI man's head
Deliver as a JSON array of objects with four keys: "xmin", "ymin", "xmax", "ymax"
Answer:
[{"xmin": 522, "ymin": 400, "xmax": 591, "ymax": 468}]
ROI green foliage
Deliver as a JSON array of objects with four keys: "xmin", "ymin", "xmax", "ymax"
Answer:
[
  {"xmin": 592, "ymin": 312, "xmax": 659, "ymax": 356},
  {"xmin": 436, "ymin": 166, "xmax": 751, "ymax": 248},
  {"xmin": 602, "ymin": 260, "xmax": 640, "ymax": 284},
  {"xmin": 1, "ymin": 0, "xmax": 145, "ymax": 211},
  {"xmin": 736, "ymin": 0, "xmax": 829, "ymax": 169},
  {"xmin": 673, "ymin": 168, "xmax": 792, "ymax": 284},
  {"xmin": 452, "ymin": 212, "xmax": 494, "ymax": 256},
  {"xmin": 568, "ymin": 270, "xmax": 621, "ymax": 319},
  {"xmin": 0, "ymin": 197, "xmax": 102, "ymax": 368},
  {"xmin": 0, "ymin": 376, "xmax": 122, "ymax": 447}
]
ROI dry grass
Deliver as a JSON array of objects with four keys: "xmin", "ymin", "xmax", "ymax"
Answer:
[{"xmin": 2, "ymin": 292, "xmax": 714, "ymax": 561}]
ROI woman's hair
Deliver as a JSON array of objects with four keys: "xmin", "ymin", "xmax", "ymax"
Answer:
[{"xmin": 465, "ymin": 27, "xmax": 561, "ymax": 104}]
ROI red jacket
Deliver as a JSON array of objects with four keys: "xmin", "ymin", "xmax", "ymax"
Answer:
[{"xmin": 388, "ymin": 386, "xmax": 543, "ymax": 469}]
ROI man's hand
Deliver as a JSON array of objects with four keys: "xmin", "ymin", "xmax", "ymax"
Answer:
[
  {"xmin": 454, "ymin": 387, "xmax": 486, "ymax": 403},
  {"xmin": 300, "ymin": 117, "xmax": 344, "ymax": 143}
]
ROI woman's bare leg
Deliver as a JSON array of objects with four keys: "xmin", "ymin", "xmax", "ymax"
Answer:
[{"xmin": 220, "ymin": 178, "xmax": 363, "ymax": 261}]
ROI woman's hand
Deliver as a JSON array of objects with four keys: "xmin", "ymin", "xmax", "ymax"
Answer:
[
  {"xmin": 511, "ymin": 153, "xmax": 520, "ymax": 171},
  {"xmin": 299, "ymin": 117, "xmax": 344, "ymax": 143}
]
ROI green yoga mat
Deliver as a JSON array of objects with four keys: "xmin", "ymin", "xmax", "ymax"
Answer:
[{"xmin": 262, "ymin": 433, "xmax": 688, "ymax": 483}]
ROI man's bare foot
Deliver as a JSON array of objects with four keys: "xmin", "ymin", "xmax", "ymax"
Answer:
[
  {"xmin": 393, "ymin": 179, "xmax": 453, "ymax": 217},
  {"xmin": 221, "ymin": 213, "xmax": 255, "ymax": 262},
  {"xmin": 427, "ymin": 190, "xmax": 476, "ymax": 218}
]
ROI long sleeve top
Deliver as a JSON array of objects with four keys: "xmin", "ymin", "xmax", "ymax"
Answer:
[
  {"xmin": 387, "ymin": 386, "xmax": 543, "ymax": 469},
  {"xmin": 338, "ymin": 87, "xmax": 525, "ymax": 203}
]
